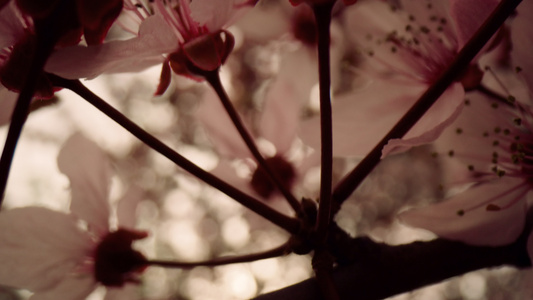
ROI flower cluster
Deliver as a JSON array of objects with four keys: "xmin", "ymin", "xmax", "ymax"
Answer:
[{"xmin": 0, "ymin": 0, "xmax": 531, "ymax": 299}]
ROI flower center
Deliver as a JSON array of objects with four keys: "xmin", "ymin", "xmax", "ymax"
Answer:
[
  {"xmin": 250, "ymin": 155, "xmax": 296, "ymax": 199},
  {"xmin": 93, "ymin": 228, "xmax": 148, "ymax": 287},
  {"xmin": 363, "ymin": 2, "xmax": 458, "ymax": 83}
]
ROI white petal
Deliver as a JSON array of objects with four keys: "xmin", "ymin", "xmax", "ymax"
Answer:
[
  {"xmin": 117, "ymin": 187, "xmax": 143, "ymax": 229},
  {"xmin": 58, "ymin": 133, "xmax": 112, "ymax": 234},
  {"xmin": 29, "ymin": 276, "xmax": 96, "ymax": 300},
  {"xmin": 260, "ymin": 49, "xmax": 315, "ymax": 154},
  {"xmin": 191, "ymin": 0, "xmax": 255, "ymax": 31},
  {"xmin": 196, "ymin": 89, "xmax": 251, "ymax": 159},
  {"xmin": 300, "ymin": 79, "xmax": 427, "ymax": 157},
  {"xmin": 0, "ymin": 207, "xmax": 93, "ymax": 291},
  {"xmin": 46, "ymin": 15, "xmax": 177, "ymax": 79},
  {"xmin": 400, "ymin": 177, "xmax": 528, "ymax": 246},
  {"xmin": 103, "ymin": 284, "xmax": 140, "ymax": 300},
  {"xmin": 382, "ymin": 82, "xmax": 465, "ymax": 156}
]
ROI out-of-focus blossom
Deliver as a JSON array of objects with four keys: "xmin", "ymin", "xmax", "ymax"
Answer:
[
  {"xmin": 196, "ymin": 50, "xmax": 319, "ymax": 202},
  {"xmin": 0, "ymin": 2, "xmax": 58, "ymax": 98},
  {"xmin": 46, "ymin": 0, "xmax": 257, "ymax": 94},
  {"xmin": 400, "ymin": 92, "xmax": 529, "ymax": 246},
  {"xmin": 13, "ymin": 0, "xmax": 123, "ymax": 45},
  {"xmin": 0, "ymin": 133, "xmax": 147, "ymax": 299},
  {"xmin": 300, "ymin": 0, "xmax": 497, "ymax": 158},
  {"xmin": 400, "ymin": 0, "xmax": 533, "ymax": 252},
  {"xmin": 0, "ymin": 0, "xmax": 123, "ymax": 122}
]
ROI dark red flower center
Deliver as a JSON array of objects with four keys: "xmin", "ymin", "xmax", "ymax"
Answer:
[
  {"xmin": 250, "ymin": 155, "xmax": 296, "ymax": 199},
  {"xmin": 94, "ymin": 228, "xmax": 148, "ymax": 287}
]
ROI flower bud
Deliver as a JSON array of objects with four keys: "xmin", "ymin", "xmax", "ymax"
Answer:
[{"xmin": 168, "ymin": 30, "xmax": 235, "ymax": 79}]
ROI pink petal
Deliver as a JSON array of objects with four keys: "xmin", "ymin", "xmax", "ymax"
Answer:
[
  {"xmin": 103, "ymin": 284, "xmax": 140, "ymax": 300},
  {"xmin": 0, "ymin": 87, "xmax": 17, "ymax": 126},
  {"xmin": 382, "ymin": 82, "xmax": 465, "ymax": 156},
  {"xmin": 196, "ymin": 89, "xmax": 251, "ymax": 159},
  {"xmin": 400, "ymin": 177, "xmax": 528, "ymax": 246},
  {"xmin": 343, "ymin": 1, "xmax": 420, "ymax": 75},
  {"xmin": 190, "ymin": 0, "xmax": 255, "ymax": 31},
  {"xmin": 300, "ymin": 78, "xmax": 460, "ymax": 158},
  {"xmin": 0, "ymin": 207, "xmax": 93, "ymax": 291},
  {"xmin": 58, "ymin": 133, "xmax": 112, "ymax": 235},
  {"xmin": 29, "ymin": 276, "xmax": 97, "ymax": 300},
  {"xmin": 430, "ymin": 91, "xmax": 516, "ymax": 186},
  {"xmin": 116, "ymin": 187, "xmax": 143, "ymax": 229},
  {"xmin": 510, "ymin": 0, "xmax": 533, "ymax": 93},
  {"xmin": 46, "ymin": 14, "xmax": 178, "ymax": 79},
  {"xmin": 0, "ymin": 2, "xmax": 25, "ymax": 50},
  {"xmin": 260, "ymin": 49, "xmax": 316, "ymax": 154},
  {"xmin": 450, "ymin": 0, "xmax": 499, "ymax": 48},
  {"xmin": 301, "ymin": 80, "xmax": 420, "ymax": 157}
]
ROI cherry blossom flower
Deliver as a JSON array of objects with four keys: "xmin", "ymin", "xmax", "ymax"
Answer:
[
  {"xmin": 196, "ymin": 50, "xmax": 319, "ymax": 203},
  {"xmin": 400, "ymin": 0, "xmax": 533, "ymax": 250},
  {"xmin": 0, "ymin": 2, "xmax": 59, "ymax": 98},
  {"xmin": 0, "ymin": 0, "xmax": 124, "ymax": 118},
  {"xmin": 46, "ymin": 0, "xmax": 257, "ymax": 93},
  {"xmin": 300, "ymin": 0, "xmax": 497, "ymax": 158},
  {"xmin": 0, "ymin": 133, "xmax": 147, "ymax": 299}
]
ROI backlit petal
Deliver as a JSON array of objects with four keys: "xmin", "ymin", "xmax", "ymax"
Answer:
[
  {"xmin": 58, "ymin": 133, "xmax": 112, "ymax": 235},
  {"xmin": 0, "ymin": 207, "xmax": 92, "ymax": 291},
  {"xmin": 29, "ymin": 276, "xmax": 96, "ymax": 300},
  {"xmin": 400, "ymin": 177, "xmax": 528, "ymax": 246}
]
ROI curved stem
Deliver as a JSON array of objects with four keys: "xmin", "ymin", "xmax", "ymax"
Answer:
[
  {"xmin": 312, "ymin": 2, "xmax": 334, "ymax": 243},
  {"xmin": 204, "ymin": 71, "xmax": 303, "ymax": 215},
  {"xmin": 51, "ymin": 76, "xmax": 302, "ymax": 235},
  {"xmin": 148, "ymin": 241, "xmax": 290, "ymax": 269},
  {"xmin": 331, "ymin": 0, "xmax": 522, "ymax": 210}
]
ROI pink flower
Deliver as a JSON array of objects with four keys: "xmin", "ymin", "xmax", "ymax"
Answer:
[
  {"xmin": 0, "ymin": 133, "xmax": 147, "ymax": 299},
  {"xmin": 400, "ymin": 0, "xmax": 533, "ymax": 250},
  {"xmin": 0, "ymin": 2, "xmax": 59, "ymax": 98},
  {"xmin": 0, "ymin": 0, "xmax": 124, "ymax": 102},
  {"xmin": 196, "ymin": 50, "xmax": 319, "ymax": 202},
  {"xmin": 299, "ymin": 0, "xmax": 497, "ymax": 158},
  {"xmin": 46, "ymin": 0, "xmax": 257, "ymax": 92}
]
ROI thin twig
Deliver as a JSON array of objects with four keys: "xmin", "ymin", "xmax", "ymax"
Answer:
[{"xmin": 148, "ymin": 241, "xmax": 290, "ymax": 269}]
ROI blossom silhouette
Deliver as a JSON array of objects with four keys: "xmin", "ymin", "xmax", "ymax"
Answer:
[
  {"xmin": 400, "ymin": 0, "xmax": 533, "ymax": 250},
  {"xmin": 0, "ymin": 0, "xmax": 123, "ymax": 122},
  {"xmin": 46, "ymin": 0, "xmax": 257, "ymax": 93},
  {"xmin": 0, "ymin": 133, "xmax": 147, "ymax": 299},
  {"xmin": 300, "ymin": 0, "xmax": 497, "ymax": 157},
  {"xmin": 196, "ymin": 50, "xmax": 319, "ymax": 202}
]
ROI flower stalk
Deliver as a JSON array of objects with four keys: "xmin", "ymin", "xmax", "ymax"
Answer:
[
  {"xmin": 312, "ymin": 2, "xmax": 334, "ymax": 243},
  {"xmin": 148, "ymin": 241, "xmax": 290, "ymax": 269}
]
